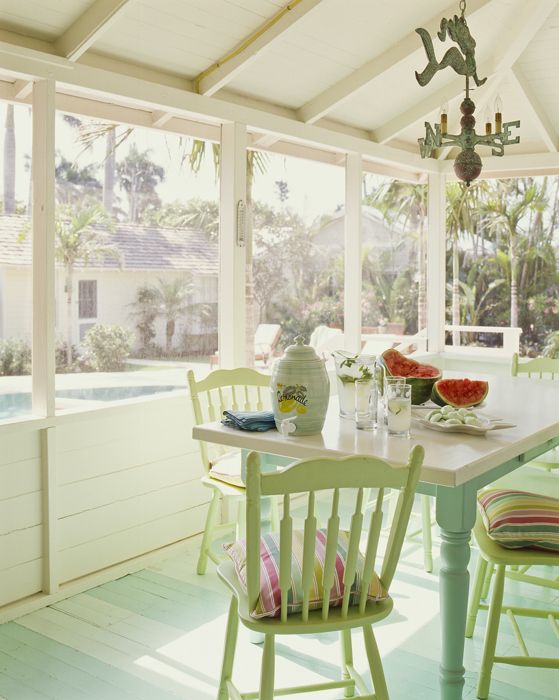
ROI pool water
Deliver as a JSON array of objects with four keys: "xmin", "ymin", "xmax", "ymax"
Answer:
[{"xmin": 0, "ymin": 385, "xmax": 182, "ymax": 420}]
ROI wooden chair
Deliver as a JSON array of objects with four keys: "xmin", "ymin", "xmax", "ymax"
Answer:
[
  {"xmin": 511, "ymin": 352, "xmax": 559, "ymax": 472},
  {"xmin": 188, "ymin": 367, "xmax": 279, "ymax": 575},
  {"xmin": 209, "ymin": 324, "xmax": 282, "ymax": 368},
  {"xmin": 466, "ymin": 515, "xmax": 559, "ymax": 699},
  {"xmin": 478, "ymin": 353, "xmax": 559, "ymax": 598},
  {"xmin": 217, "ymin": 445, "xmax": 424, "ymax": 700}
]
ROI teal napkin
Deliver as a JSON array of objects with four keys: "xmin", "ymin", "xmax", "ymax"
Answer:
[{"xmin": 222, "ymin": 410, "xmax": 277, "ymax": 432}]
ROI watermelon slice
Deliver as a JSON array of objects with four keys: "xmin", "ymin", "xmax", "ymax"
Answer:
[
  {"xmin": 431, "ymin": 378, "xmax": 489, "ymax": 408},
  {"xmin": 379, "ymin": 348, "xmax": 442, "ymax": 405}
]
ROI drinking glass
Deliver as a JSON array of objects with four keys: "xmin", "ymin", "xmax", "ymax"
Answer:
[
  {"xmin": 382, "ymin": 376, "xmax": 406, "ymax": 426},
  {"xmin": 332, "ymin": 351, "xmax": 378, "ymax": 419},
  {"xmin": 355, "ymin": 378, "xmax": 378, "ymax": 430},
  {"xmin": 386, "ymin": 382, "xmax": 412, "ymax": 437}
]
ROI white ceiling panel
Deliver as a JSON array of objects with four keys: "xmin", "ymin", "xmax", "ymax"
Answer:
[{"xmin": 0, "ymin": 0, "xmax": 92, "ymax": 40}]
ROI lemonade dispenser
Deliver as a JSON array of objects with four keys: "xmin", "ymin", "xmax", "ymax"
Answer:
[{"xmin": 271, "ymin": 335, "xmax": 330, "ymax": 436}]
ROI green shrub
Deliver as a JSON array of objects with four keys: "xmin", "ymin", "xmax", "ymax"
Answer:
[
  {"xmin": 0, "ymin": 338, "xmax": 32, "ymax": 376},
  {"xmin": 81, "ymin": 324, "xmax": 133, "ymax": 372},
  {"xmin": 543, "ymin": 331, "xmax": 559, "ymax": 359}
]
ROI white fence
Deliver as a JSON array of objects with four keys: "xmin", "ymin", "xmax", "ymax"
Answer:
[{"xmin": 444, "ymin": 325, "xmax": 522, "ymax": 356}]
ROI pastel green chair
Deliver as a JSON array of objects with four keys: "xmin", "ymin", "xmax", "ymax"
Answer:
[
  {"xmin": 511, "ymin": 352, "xmax": 559, "ymax": 472},
  {"xmin": 479, "ymin": 353, "xmax": 559, "ymax": 597},
  {"xmin": 188, "ymin": 367, "xmax": 279, "ymax": 575},
  {"xmin": 465, "ymin": 516, "xmax": 559, "ymax": 699},
  {"xmin": 217, "ymin": 445, "xmax": 424, "ymax": 700}
]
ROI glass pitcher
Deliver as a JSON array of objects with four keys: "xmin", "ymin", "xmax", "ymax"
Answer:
[{"xmin": 331, "ymin": 351, "xmax": 379, "ymax": 419}]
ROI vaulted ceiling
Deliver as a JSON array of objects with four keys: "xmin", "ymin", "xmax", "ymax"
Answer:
[{"xmin": 0, "ymin": 0, "xmax": 558, "ymax": 175}]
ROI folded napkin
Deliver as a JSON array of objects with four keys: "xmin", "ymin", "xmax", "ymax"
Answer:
[{"xmin": 222, "ymin": 410, "xmax": 277, "ymax": 432}]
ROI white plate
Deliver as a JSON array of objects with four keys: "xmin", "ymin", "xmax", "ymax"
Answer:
[{"xmin": 414, "ymin": 412, "xmax": 516, "ymax": 435}]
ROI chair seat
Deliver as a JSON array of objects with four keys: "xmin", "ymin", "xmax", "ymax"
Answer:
[
  {"xmin": 207, "ymin": 452, "xmax": 246, "ymax": 490},
  {"xmin": 474, "ymin": 517, "xmax": 559, "ymax": 567},
  {"xmin": 217, "ymin": 559, "xmax": 394, "ymax": 635}
]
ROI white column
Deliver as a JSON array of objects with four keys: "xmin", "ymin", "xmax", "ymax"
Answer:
[
  {"xmin": 32, "ymin": 78, "xmax": 56, "ymax": 416},
  {"xmin": 426, "ymin": 172, "xmax": 446, "ymax": 354},
  {"xmin": 219, "ymin": 122, "xmax": 247, "ymax": 368},
  {"xmin": 344, "ymin": 152, "xmax": 362, "ymax": 353}
]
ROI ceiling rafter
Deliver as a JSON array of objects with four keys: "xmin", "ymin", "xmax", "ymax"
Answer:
[
  {"xmin": 509, "ymin": 65, "xmax": 558, "ymax": 152},
  {"xmin": 195, "ymin": 0, "xmax": 322, "ymax": 97},
  {"xmin": 374, "ymin": 0, "xmax": 559, "ymax": 145},
  {"xmin": 297, "ymin": 0, "xmax": 493, "ymax": 125},
  {"xmin": 55, "ymin": 0, "xmax": 135, "ymax": 61},
  {"xmin": 10, "ymin": 1, "xmax": 135, "ymax": 108}
]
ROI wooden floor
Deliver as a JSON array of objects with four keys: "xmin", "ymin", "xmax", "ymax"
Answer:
[{"xmin": 0, "ymin": 509, "xmax": 557, "ymax": 700}]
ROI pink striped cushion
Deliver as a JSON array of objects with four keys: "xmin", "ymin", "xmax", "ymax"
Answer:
[
  {"xmin": 224, "ymin": 529, "xmax": 388, "ymax": 619},
  {"xmin": 478, "ymin": 489, "xmax": 559, "ymax": 551}
]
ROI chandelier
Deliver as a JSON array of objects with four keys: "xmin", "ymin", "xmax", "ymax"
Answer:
[{"xmin": 415, "ymin": 0, "xmax": 520, "ymax": 186}]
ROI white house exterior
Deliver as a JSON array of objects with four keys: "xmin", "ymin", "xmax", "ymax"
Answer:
[{"xmin": 0, "ymin": 215, "xmax": 218, "ymax": 352}]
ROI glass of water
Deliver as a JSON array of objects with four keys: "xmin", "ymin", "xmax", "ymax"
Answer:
[
  {"xmin": 355, "ymin": 378, "xmax": 378, "ymax": 431},
  {"xmin": 386, "ymin": 382, "xmax": 412, "ymax": 437}
]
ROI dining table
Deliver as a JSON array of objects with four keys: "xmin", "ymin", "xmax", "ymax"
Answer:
[{"xmin": 192, "ymin": 371, "xmax": 559, "ymax": 700}]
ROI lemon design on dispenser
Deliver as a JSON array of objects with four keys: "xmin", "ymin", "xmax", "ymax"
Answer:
[{"xmin": 276, "ymin": 383, "xmax": 308, "ymax": 414}]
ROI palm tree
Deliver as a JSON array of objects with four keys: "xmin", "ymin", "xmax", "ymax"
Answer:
[
  {"xmin": 116, "ymin": 145, "xmax": 165, "ymax": 222},
  {"xmin": 483, "ymin": 179, "xmax": 547, "ymax": 328},
  {"xmin": 153, "ymin": 277, "xmax": 193, "ymax": 353},
  {"xmin": 3, "ymin": 104, "xmax": 15, "ymax": 214},
  {"xmin": 370, "ymin": 181, "xmax": 428, "ymax": 333},
  {"xmin": 55, "ymin": 206, "xmax": 119, "ymax": 364},
  {"xmin": 446, "ymin": 182, "xmax": 479, "ymax": 345}
]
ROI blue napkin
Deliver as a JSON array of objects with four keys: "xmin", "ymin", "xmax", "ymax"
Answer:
[{"xmin": 222, "ymin": 410, "xmax": 277, "ymax": 432}]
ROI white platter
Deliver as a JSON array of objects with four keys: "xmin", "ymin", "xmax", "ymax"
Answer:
[{"xmin": 413, "ymin": 411, "xmax": 516, "ymax": 435}]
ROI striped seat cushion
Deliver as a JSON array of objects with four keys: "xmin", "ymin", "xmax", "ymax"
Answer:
[
  {"xmin": 478, "ymin": 489, "xmax": 559, "ymax": 551},
  {"xmin": 224, "ymin": 529, "xmax": 388, "ymax": 619}
]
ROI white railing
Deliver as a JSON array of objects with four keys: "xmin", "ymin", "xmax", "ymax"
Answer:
[{"xmin": 444, "ymin": 325, "xmax": 522, "ymax": 356}]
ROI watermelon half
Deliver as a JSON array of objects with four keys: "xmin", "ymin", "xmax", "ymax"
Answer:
[
  {"xmin": 431, "ymin": 378, "xmax": 489, "ymax": 408},
  {"xmin": 379, "ymin": 348, "xmax": 441, "ymax": 405}
]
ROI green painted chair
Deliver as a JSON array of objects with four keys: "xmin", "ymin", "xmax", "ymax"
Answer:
[
  {"xmin": 188, "ymin": 367, "xmax": 279, "ymax": 575},
  {"xmin": 479, "ymin": 353, "xmax": 559, "ymax": 597},
  {"xmin": 511, "ymin": 352, "xmax": 559, "ymax": 472},
  {"xmin": 465, "ymin": 516, "xmax": 559, "ymax": 699},
  {"xmin": 217, "ymin": 445, "xmax": 424, "ymax": 700}
]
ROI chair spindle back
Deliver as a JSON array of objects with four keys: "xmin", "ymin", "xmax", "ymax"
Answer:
[
  {"xmin": 512, "ymin": 352, "xmax": 559, "ymax": 380},
  {"xmin": 188, "ymin": 368, "xmax": 271, "ymax": 472},
  {"xmin": 245, "ymin": 446, "xmax": 424, "ymax": 623}
]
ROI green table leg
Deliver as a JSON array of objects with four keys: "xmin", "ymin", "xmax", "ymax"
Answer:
[{"xmin": 436, "ymin": 483, "xmax": 477, "ymax": 700}]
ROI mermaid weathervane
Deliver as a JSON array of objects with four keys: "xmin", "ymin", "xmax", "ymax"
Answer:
[{"xmin": 415, "ymin": 0, "xmax": 519, "ymax": 185}]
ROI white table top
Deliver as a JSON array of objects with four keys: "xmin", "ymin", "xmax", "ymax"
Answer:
[{"xmin": 192, "ymin": 373, "xmax": 559, "ymax": 487}]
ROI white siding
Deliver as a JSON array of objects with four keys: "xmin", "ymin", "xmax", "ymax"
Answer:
[{"xmin": 0, "ymin": 393, "xmax": 209, "ymax": 611}]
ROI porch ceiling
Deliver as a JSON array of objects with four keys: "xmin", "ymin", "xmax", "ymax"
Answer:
[{"xmin": 0, "ymin": 0, "xmax": 558, "ymax": 170}]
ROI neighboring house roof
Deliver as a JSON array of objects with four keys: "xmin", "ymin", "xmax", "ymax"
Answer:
[{"xmin": 0, "ymin": 215, "xmax": 218, "ymax": 274}]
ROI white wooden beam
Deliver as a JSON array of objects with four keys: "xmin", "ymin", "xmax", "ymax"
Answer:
[
  {"xmin": 344, "ymin": 153, "xmax": 363, "ymax": 353},
  {"xmin": 0, "ymin": 31, "xmax": 436, "ymax": 175},
  {"xmin": 32, "ymin": 78, "xmax": 56, "ymax": 418},
  {"xmin": 219, "ymin": 123, "xmax": 247, "ymax": 368},
  {"xmin": 151, "ymin": 110, "xmax": 174, "ymax": 128},
  {"xmin": 426, "ymin": 173, "xmax": 446, "ymax": 354},
  {"xmin": 54, "ymin": 0, "xmax": 135, "ymax": 61},
  {"xmin": 509, "ymin": 65, "xmax": 558, "ymax": 152},
  {"xmin": 376, "ymin": 0, "xmax": 559, "ymax": 145},
  {"xmin": 298, "ymin": 0, "xmax": 493, "ymax": 124},
  {"xmin": 441, "ymin": 151, "xmax": 559, "ymax": 177},
  {"xmin": 195, "ymin": 0, "xmax": 322, "ymax": 96}
]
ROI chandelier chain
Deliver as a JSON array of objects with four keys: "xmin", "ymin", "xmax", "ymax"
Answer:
[{"xmin": 459, "ymin": 0, "xmax": 466, "ymax": 17}]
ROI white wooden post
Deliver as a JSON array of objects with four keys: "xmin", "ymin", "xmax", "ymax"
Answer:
[
  {"xmin": 41, "ymin": 427, "xmax": 58, "ymax": 593},
  {"xmin": 344, "ymin": 152, "xmax": 362, "ymax": 353},
  {"xmin": 219, "ymin": 122, "xmax": 247, "ymax": 368},
  {"xmin": 426, "ymin": 172, "xmax": 446, "ymax": 354},
  {"xmin": 32, "ymin": 78, "xmax": 56, "ymax": 417}
]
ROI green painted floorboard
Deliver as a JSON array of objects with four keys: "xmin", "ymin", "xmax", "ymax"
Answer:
[{"xmin": 0, "ymin": 531, "xmax": 557, "ymax": 699}]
